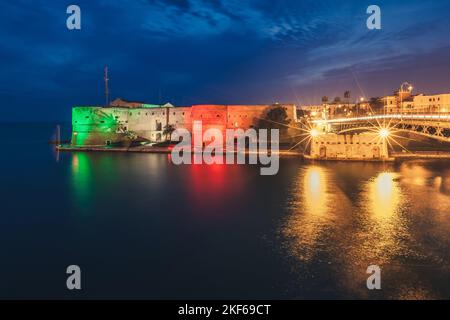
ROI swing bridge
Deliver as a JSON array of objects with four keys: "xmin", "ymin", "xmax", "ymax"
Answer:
[{"xmin": 311, "ymin": 114, "xmax": 450, "ymax": 142}]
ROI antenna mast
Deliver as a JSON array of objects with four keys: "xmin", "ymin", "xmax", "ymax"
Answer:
[{"xmin": 104, "ymin": 66, "xmax": 109, "ymax": 106}]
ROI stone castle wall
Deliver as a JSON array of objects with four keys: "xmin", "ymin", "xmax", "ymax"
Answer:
[
  {"xmin": 309, "ymin": 133, "xmax": 389, "ymax": 160},
  {"xmin": 71, "ymin": 104, "xmax": 297, "ymax": 146}
]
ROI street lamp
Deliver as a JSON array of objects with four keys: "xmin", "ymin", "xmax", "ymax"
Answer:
[
  {"xmin": 399, "ymin": 81, "xmax": 413, "ymax": 115},
  {"xmin": 379, "ymin": 128, "xmax": 390, "ymax": 139},
  {"xmin": 310, "ymin": 128, "xmax": 319, "ymax": 137},
  {"xmin": 357, "ymin": 97, "xmax": 365, "ymax": 116}
]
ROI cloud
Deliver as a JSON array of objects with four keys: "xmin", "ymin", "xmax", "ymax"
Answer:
[{"xmin": 1, "ymin": 0, "xmax": 450, "ymax": 120}]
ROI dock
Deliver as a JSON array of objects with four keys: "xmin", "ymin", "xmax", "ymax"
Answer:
[
  {"xmin": 392, "ymin": 151, "xmax": 450, "ymax": 160},
  {"xmin": 57, "ymin": 145, "xmax": 303, "ymax": 157},
  {"xmin": 57, "ymin": 145, "xmax": 172, "ymax": 153}
]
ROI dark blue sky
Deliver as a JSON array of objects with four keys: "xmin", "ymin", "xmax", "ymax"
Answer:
[{"xmin": 2, "ymin": 0, "xmax": 450, "ymax": 121}]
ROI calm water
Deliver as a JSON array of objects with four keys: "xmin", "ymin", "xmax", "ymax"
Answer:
[{"xmin": 1, "ymin": 123, "xmax": 450, "ymax": 299}]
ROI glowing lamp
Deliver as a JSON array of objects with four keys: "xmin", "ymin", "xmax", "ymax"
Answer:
[
  {"xmin": 310, "ymin": 128, "xmax": 319, "ymax": 137},
  {"xmin": 379, "ymin": 128, "xmax": 390, "ymax": 138}
]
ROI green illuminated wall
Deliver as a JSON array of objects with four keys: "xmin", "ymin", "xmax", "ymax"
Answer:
[{"xmin": 71, "ymin": 106, "xmax": 123, "ymax": 146}]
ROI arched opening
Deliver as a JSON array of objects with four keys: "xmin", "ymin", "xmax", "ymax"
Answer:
[
  {"xmin": 319, "ymin": 146, "xmax": 327, "ymax": 158},
  {"xmin": 372, "ymin": 146, "xmax": 380, "ymax": 159}
]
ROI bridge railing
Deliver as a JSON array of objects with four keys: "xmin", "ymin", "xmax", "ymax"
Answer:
[{"xmin": 312, "ymin": 113, "xmax": 450, "ymax": 124}]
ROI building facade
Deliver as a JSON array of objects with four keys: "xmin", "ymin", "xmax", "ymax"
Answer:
[
  {"xmin": 413, "ymin": 94, "xmax": 450, "ymax": 113},
  {"xmin": 71, "ymin": 103, "xmax": 297, "ymax": 146},
  {"xmin": 383, "ymin": 93, "xmax": 450, "ymax": 114},
  {"xmin": 309, "ymin": 133, "xmax": 390, "ymax": 160}
]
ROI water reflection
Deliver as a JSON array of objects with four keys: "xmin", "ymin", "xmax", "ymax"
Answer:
[
  {"xmin": 282, "ymin": 161, "xmax": 450, "ymax": 299},
  {"xmin": 357, "ymin": 171, "xmax": 407, "ymax": 266},
  {"xmin": 366, "ymin": 172, "xmax": 403, "ymax": 224},
  {"xmin": 186, "ymin": 163, "xmax": 247, "ymax": 217},
  {"xmin": 283, "ymin": 165, "xmax": 353, "ymax": 265},
  {"xmin": 67, "ymin": 150, "xmax": 450, "ymax": 298},
  {"xmin": 71, "ymin": 152, "xmax": 93, "ymax": 214},
  {"xmin": 303, "ymin": 166, "xmax": 329, "ymax": 217}
]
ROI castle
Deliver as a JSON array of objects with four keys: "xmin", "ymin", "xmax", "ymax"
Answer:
[{"xmin": 71, "ymin": 98, "xmax": 297, "ymax": 146}]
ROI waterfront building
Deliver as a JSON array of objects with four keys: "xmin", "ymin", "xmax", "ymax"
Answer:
[
  {"xmin": 383, "ymin": 92, "xmax": 450, "ymax": 114},
  {"xmin": 71, "ymin": 102, "xmax": 297, "ymax": 146},
  {"xmin": 299, "ymin": 103, "xmax": 358, "ymax": 119},
  {"xmin": 413, "ymin": 94, "xmax": 450, "ymax": 113},
  {"xmin": 308, "ymin": 133, "xmax": 390, "ymax": 160},
  {"xmin": 298, "ymin": 105, "xmax": 325, "ymax": 120}
]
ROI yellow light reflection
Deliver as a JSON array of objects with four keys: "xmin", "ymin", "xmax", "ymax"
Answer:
[
  {"xmin": 282, "ymin": 166, "xmax": 340, "ymax": 263},
  {"xmin": 363, "ymin": 171, "xmax": 406, "ymax": 264},
  {"xmin": 368, "ymin": 172, "xmax": 401, "ymax": 218},
  {"xmin": 303, "ymin": 166, "xmax": 328, "ymax": 217}
]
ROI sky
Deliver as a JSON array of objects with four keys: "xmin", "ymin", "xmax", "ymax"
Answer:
[{"xmin": 1, "ymin": 0, "xmax": 450, "ymax": 121}]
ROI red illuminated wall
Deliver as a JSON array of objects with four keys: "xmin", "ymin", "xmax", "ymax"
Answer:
[{"xmin": 190, "ymin": 105, "xmax": 228, "ymax": 135}]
